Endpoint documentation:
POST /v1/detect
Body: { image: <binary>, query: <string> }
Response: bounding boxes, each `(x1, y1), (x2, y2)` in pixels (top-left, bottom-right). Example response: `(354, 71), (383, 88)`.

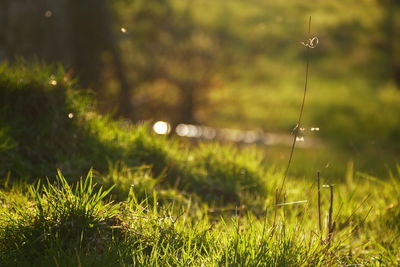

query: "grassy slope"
(0, 63), (399, 266)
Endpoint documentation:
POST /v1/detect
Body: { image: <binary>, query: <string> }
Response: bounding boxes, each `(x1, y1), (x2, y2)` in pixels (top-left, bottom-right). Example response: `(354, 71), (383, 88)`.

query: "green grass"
(1, 168), (399, 266)
(0, 62), (399, 266)
(0, 171), (121, 266)
(0, 62), (269, 205)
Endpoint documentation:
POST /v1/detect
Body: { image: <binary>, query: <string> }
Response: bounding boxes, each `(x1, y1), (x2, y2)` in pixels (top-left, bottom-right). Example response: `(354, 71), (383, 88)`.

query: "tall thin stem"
(278, 16), (313, 201)
(317, 171), (322, 239)
(328, 184), (335, 244)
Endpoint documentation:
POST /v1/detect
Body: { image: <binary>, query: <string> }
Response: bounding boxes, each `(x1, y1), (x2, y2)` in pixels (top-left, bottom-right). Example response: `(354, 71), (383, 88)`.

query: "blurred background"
(0, 0), (399, 178)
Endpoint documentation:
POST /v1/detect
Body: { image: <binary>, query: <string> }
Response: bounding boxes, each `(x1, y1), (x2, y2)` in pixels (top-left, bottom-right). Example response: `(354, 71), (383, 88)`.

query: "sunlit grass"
(1, 62), (399, 266)
(1, 167), (399, 266)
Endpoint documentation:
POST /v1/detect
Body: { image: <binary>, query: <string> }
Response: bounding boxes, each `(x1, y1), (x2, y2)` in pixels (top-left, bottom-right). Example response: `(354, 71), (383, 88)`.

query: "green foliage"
(97, 161), (189, 208)
(382, 165), (400, 232)
(2, 170), (399, 266)
(219, 221), (332, 266)
(0, 61), (117, 180)
(1, 61), (399, 266)
(192, 144), (267, 203)
(0, 138), (399, 266)
(2, 0), (399, 178)
(0, 170), (122, 266)
(313, 87), (400, 151)
(0, 62), (271, 204)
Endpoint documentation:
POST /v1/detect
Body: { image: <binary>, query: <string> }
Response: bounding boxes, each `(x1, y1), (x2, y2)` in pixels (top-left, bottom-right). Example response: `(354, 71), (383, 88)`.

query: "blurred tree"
(122, 0), (216, 125)
(0, 0), (132, 117)
(2, 0), (396, 126)
(378, 0), (400, 87)
(67, 0), (132, 117)
(386, 0), (400, 87)
(0, 0), (9, 60)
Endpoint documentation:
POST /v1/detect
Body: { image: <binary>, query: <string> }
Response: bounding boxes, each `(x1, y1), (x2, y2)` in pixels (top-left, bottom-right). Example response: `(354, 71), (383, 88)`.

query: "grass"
(0, 61), (269, 205)
(1, 168), (399, 266)
(0, 62), (399, 266)
(0, 171), (121, 266)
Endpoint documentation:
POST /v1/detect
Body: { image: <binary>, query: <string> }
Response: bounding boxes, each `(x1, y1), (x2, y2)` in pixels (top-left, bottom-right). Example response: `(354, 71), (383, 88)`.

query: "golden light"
(176, 124), (189, 136)
(49, 75), (57, 86)
(153, 121), (171, 135)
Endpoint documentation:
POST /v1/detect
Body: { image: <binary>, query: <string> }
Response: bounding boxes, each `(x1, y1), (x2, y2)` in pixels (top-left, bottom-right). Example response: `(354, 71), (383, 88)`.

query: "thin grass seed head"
(301, 37), (319, 48)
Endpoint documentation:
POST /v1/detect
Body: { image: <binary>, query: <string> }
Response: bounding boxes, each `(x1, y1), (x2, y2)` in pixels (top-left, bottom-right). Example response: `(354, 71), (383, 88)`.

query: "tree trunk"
(384, 0), (400, 88)
(112, 45), (133, 119)
(179, 82), (196, 124)
(392, 2), (400, 87)
(0, 0), (8, 60)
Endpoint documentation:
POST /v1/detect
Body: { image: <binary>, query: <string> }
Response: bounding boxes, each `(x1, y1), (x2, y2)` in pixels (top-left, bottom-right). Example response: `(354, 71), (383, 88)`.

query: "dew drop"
(49, 75), (57, 86)
(325, 162), (330, 168)
(68, 113), (74, 119)
(121, 27), (127, 33)
(45, 10), (52, 17)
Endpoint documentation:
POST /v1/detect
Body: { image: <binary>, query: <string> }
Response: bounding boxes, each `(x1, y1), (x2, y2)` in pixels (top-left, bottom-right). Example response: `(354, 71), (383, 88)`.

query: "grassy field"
(0, 62), (399, 266)
(109, 0), (400, 178)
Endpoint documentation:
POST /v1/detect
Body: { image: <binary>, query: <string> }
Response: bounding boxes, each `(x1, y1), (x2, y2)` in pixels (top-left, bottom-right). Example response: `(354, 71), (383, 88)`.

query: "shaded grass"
(0, 61), (122, 181)
(0, 61), (269, 205)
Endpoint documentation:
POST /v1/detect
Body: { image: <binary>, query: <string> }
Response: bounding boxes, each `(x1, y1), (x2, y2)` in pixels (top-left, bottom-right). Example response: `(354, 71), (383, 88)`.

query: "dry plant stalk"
(317, 171), (322, 240)
(278, 16), (318, 201)
(327, 184), (335, 245)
